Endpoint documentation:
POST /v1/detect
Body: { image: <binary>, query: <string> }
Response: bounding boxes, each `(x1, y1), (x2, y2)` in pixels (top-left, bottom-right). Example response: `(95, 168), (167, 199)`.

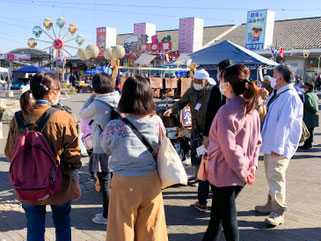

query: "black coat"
(204, 85), (226, 137)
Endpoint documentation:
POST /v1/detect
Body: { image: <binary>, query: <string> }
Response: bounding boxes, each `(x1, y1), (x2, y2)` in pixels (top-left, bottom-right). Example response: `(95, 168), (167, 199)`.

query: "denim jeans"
(97, 172), (111, 218)
(202, 185), (243, 241)
(22, 200), (71, 241)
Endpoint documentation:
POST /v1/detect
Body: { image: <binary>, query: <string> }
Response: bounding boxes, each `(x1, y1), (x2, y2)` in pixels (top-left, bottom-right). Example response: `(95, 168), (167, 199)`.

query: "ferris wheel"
(27, 17), (85, 58)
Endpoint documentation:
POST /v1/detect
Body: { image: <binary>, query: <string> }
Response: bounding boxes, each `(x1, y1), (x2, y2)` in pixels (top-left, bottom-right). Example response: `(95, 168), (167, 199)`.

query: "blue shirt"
(260, 84), (303, 159)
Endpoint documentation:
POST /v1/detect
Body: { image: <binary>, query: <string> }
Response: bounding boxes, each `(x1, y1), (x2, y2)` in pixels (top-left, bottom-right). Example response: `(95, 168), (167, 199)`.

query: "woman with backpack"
(5, 72), (82, 241)
(100, 76), (168, 241)
(79, 73), (120, 225)
(202, 65), (262, 241)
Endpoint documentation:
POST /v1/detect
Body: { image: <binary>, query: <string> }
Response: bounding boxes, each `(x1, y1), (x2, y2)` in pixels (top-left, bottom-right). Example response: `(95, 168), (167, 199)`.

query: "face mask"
(50, 92), (60, 105)
(219, 82), (227, 95)
(216, 72), (220, 82)
(270, 77), (277, 89)
(193, 83), (203, 91)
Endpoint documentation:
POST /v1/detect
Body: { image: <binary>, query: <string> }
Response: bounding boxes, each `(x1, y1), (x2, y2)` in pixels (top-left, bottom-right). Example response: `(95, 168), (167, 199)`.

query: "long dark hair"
(222, 64), (259, 114)
(20, 72), (60, 114)
(118, 76), (155, 115)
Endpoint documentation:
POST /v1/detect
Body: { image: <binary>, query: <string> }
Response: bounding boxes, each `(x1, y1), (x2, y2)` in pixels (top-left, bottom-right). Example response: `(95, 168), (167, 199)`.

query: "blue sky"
(0, 0), (320, 54)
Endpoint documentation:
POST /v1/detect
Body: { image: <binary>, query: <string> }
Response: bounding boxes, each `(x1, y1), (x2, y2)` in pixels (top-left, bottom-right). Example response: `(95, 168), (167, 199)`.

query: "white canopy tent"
(0, 67), (9, 75)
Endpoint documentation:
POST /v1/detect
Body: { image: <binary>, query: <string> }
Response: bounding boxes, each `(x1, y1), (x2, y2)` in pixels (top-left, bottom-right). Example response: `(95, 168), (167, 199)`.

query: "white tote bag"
(156, 117), (188, 189)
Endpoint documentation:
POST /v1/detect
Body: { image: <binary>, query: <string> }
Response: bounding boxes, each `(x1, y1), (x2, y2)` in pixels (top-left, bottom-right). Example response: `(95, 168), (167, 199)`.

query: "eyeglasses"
(51, 87), (62, 94)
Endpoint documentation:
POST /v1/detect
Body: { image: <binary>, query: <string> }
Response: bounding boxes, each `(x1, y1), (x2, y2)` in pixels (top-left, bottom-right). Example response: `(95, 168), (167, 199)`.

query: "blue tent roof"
(12, 65), (50, 73)
(188, 40), (278, 66)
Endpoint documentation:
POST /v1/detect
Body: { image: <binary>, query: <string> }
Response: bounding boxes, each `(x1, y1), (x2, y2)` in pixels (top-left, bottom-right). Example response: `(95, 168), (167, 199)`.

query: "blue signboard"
(245, 10), (267, 50)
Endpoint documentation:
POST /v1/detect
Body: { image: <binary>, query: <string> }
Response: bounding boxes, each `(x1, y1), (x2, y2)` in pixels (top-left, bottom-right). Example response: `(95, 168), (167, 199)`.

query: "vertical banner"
(245, 9), (275, 50)
(96, 27), (106, 57)
(245, 10), (267, 50)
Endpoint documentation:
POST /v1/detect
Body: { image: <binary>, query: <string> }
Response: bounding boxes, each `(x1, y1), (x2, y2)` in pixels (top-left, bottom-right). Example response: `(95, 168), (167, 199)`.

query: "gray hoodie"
(79, 91), (120, 153)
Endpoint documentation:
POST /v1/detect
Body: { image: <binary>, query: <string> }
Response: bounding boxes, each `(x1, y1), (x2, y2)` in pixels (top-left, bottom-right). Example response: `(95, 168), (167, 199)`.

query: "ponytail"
(19, 72), (59, 115)
(20, 90), (35, 115)
(223, 64), (259, 114)
(243, 81), (259, 114)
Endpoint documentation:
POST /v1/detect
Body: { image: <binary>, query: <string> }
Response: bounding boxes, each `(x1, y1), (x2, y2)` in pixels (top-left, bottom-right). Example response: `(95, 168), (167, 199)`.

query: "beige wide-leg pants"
(106, 171), (168, 241)
(264, 154), (290, 211)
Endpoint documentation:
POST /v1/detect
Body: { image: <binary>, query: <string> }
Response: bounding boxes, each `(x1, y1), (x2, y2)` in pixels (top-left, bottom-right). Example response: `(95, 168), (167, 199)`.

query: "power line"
(0, 0), (238, 22)
(0, 0), (321, 12)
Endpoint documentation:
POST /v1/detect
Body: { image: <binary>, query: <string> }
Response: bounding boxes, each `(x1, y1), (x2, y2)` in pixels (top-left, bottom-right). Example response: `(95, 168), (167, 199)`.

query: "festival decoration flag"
(279, 48), (285, 58)
(165, 54), (170, 62)
(270, 47), (274, 57)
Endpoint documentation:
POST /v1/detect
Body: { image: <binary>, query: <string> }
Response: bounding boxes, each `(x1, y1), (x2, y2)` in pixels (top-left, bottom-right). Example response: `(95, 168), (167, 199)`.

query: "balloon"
(56, 17), (66, 29)
(104, 48), (113, 60)
(33, 26), (42, 38)
(43, 18), (53, 30)
(76, 35), (85, 47)
(69, 24), (78, 35)
(77, 48), (88, 61)
(85, 44), (99, 59)
(112, 45), (126, 59)
(28, 38), (37, 48)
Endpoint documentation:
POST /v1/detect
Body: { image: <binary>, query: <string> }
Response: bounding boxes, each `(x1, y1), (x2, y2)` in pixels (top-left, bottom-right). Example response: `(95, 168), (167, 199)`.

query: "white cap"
(206, 77), (216, 86)
(194, 69), (209, 80)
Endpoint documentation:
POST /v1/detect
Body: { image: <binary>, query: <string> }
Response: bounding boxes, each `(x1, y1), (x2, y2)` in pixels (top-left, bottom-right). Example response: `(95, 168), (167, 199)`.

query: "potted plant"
(0, 107), (7, 121)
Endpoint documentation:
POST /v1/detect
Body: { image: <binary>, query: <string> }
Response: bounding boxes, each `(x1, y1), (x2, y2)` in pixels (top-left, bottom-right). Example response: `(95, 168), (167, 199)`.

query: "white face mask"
(50, 92), (60, 105)
(219, 82), (227, 95)
(216, 72), (221, 82)
(270, 77), (277, 89)
(193, 83), (203, 91)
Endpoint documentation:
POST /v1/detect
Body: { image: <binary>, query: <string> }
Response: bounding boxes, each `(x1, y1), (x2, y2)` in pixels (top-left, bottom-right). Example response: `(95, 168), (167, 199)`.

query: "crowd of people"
(4, 60), (319, 241)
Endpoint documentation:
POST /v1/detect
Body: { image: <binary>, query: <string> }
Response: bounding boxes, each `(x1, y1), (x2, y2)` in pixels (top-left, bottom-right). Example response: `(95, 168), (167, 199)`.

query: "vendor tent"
(84, 66), (112, 75)
(12, 65), (50, 73)
(0, 67), (8, 74)
(169, 40), (278, 66)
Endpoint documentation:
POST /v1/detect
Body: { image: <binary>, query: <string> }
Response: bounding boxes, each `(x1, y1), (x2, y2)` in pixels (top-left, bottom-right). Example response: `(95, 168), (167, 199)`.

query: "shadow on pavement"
(169, 227), (321, 241)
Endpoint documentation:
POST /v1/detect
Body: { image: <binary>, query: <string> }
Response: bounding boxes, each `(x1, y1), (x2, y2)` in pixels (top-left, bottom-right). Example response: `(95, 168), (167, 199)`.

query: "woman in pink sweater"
(203, 64), (262, 241)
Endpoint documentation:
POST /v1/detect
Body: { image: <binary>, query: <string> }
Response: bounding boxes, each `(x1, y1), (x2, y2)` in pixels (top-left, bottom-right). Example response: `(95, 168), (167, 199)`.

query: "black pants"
(97, 172), (111, 219)
(198, 180), (210, 205)
(304, 127), (314, 148)
(202, 185), (243, 241)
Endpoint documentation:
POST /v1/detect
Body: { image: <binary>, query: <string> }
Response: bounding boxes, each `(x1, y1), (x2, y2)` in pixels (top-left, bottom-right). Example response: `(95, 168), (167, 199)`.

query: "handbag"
(82, 134), (93, 150)
(197, 150), (218, 181)
(122, 117), (188, 189)
(300, 121), (310, 144)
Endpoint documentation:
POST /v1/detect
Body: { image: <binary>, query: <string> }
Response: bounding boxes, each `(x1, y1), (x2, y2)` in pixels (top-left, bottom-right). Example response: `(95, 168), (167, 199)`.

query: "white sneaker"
(92, 215), (107, 225)
(95, 213), (103, 218)
(265, 211), (285, 226)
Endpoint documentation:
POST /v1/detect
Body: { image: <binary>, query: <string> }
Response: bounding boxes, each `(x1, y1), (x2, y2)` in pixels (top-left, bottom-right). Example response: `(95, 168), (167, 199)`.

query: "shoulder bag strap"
(14, 111), (29, 133)
(35, 108), (59, 133)
(266, 88), (295, 112)
(121, 118), (157, 161)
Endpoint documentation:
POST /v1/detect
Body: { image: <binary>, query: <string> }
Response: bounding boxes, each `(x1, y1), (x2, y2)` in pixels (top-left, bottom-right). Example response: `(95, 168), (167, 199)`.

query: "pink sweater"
(207, 96), (262, 187)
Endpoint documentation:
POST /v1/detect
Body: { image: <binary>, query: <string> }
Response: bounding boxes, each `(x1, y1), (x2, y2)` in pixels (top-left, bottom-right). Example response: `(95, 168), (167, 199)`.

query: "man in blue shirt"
(255, 64), (303, 226)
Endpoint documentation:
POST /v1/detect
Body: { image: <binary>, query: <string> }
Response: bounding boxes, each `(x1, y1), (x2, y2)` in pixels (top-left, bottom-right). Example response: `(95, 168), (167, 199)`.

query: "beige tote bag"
(156, 117), (188, 189)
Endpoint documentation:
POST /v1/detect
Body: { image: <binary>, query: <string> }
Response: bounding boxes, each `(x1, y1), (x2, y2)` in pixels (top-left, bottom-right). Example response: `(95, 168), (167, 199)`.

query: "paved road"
(0, 93), (320, 241)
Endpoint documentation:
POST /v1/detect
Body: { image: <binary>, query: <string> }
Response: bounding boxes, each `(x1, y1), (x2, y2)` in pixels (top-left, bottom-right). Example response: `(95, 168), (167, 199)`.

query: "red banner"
(96, 27), (106, 57)
(161, 42), (172, 51)
(150, 43), (160, 52)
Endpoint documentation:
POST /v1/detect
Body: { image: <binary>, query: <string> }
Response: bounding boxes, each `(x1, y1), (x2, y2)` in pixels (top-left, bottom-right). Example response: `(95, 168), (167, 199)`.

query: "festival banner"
(245, 10), (267, 50)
